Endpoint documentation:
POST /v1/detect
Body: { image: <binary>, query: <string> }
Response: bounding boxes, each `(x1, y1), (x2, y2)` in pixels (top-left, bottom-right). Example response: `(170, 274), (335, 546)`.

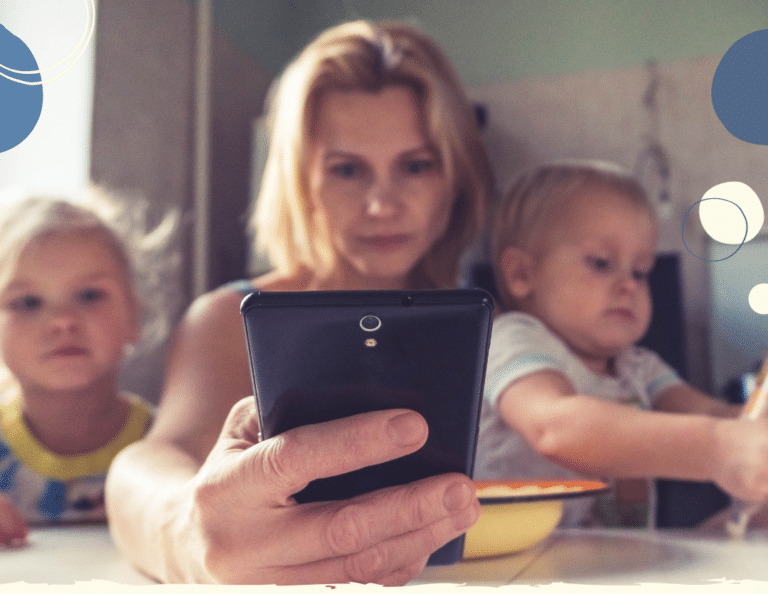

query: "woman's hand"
(171, 397), (480, 585)
(0, 494), (27, 547)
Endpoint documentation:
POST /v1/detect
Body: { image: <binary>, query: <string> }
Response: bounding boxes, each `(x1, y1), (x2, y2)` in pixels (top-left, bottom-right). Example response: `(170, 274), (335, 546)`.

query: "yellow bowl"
(463, 479), (609, 560)
(463, 497), (563, 559)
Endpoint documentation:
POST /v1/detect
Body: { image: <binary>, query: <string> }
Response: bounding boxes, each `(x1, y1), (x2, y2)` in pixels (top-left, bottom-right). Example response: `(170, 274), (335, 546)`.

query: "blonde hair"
(252, 19), (493, 289)
(0, 187), (180, 355)
(491, 159), (655, 310)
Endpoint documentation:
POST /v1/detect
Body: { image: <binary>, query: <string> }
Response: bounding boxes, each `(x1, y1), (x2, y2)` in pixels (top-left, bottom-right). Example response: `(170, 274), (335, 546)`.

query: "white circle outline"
(0, 0), (96, 85)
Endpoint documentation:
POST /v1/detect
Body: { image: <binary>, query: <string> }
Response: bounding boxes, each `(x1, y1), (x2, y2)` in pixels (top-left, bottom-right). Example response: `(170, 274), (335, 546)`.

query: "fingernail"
(452, 500), (481, 531)
(386, 412), (425, 446)
(443, 482), (473, 512)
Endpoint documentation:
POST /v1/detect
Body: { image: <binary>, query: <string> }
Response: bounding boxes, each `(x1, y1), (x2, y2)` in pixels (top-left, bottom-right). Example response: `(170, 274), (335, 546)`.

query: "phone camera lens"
(360, 314), (381, 332)
(401, 294), (414, 307)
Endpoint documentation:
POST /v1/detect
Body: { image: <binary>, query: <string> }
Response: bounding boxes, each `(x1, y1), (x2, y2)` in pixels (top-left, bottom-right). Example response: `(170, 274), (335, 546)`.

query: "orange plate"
(473, 479), (611, 504)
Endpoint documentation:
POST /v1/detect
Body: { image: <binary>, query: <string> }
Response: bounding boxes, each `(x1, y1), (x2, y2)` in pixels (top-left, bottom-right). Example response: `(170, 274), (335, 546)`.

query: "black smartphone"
(240, 289), (493, 565)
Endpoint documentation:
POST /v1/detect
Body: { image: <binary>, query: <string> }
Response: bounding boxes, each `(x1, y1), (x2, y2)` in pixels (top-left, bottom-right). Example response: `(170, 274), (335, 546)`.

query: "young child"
(0, 192), (176, 546)
(475, 160), (768, 529)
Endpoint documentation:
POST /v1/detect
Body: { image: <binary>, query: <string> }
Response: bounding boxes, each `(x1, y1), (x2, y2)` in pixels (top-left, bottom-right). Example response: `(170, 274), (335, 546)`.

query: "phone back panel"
(241, 289), (493, 565)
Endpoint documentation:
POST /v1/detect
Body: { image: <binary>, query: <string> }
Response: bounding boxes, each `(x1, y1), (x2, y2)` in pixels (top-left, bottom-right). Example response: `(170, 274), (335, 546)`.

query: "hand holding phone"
(241, 289), (493, 565)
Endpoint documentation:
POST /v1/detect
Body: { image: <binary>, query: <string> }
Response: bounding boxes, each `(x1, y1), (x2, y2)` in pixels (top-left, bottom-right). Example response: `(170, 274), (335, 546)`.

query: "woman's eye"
(8, 295), (42, 312)
(77, 288), (107, 304)
(329, 162), (361, 179)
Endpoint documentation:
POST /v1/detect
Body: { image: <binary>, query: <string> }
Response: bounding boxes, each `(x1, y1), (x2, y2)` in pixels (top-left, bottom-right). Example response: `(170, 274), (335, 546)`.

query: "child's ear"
(499, 246), (535, 301)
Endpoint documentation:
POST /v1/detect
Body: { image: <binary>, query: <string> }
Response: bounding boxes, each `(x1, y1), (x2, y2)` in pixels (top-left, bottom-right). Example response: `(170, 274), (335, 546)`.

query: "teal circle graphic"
(711, 29), (768, 145)
(682, 197), (748, 262)
(0, 25), (43, 153)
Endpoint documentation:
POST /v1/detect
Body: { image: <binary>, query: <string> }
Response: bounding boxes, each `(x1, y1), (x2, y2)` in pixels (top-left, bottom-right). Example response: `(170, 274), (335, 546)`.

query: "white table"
(3, 524), (768, 587)
(1, 525), (154, 585)
(519, 527), (768, 585)
(415, 527), (768, 586)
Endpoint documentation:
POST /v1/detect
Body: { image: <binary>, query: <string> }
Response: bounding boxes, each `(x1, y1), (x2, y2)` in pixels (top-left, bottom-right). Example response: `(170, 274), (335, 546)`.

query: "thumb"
(217, 396), (262, 448)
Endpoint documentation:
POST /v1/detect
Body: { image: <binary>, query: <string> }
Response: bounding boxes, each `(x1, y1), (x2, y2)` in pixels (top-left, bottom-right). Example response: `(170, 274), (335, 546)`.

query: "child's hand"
(697, 496), (768, 534)
(713, 418), (768, 503)
(0, 495), (28, 547)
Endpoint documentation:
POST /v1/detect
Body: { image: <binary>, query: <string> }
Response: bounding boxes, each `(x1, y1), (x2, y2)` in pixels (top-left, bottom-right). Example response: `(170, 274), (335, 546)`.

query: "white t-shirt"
(475, 312), (683, 527)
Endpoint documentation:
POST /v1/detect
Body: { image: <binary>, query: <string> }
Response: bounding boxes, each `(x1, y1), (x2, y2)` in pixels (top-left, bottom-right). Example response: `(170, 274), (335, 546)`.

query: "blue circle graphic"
(681, 197), (748, 262)
(711, 29), (768, 145)
(0, 25), (43, 153)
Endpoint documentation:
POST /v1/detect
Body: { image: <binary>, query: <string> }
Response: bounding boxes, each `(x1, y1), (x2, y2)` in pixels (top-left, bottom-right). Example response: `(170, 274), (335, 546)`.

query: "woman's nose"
(365, 179), (402, 218)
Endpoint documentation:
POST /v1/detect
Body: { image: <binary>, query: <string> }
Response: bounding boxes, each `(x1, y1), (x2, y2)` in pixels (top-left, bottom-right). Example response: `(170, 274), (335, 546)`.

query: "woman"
(105, 20), (493, 585)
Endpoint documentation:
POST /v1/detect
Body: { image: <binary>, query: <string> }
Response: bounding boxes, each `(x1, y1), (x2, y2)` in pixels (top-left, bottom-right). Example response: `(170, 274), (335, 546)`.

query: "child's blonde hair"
(0, 187), (180, 357)
(252, 19), (493, 289)
(491, 160), (655, 311)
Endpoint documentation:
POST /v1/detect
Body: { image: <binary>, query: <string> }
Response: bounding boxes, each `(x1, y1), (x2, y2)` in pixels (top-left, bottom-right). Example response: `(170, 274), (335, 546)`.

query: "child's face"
(0, 230), (138, 396)
(511, 187), (657, 371)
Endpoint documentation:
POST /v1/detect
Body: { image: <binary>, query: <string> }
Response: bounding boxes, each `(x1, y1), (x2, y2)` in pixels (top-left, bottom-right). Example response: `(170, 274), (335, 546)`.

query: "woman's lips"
(47, 345), (88, 358)
(358, 234), (411, 250)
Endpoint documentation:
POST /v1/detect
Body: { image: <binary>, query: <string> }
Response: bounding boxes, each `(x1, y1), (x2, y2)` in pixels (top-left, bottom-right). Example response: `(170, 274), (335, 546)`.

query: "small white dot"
(749, 284), (768, 314)
(699, 182), (763, 244)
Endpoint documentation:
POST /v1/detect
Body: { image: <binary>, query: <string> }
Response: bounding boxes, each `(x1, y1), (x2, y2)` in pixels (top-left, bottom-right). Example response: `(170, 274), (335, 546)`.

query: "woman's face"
(306, 85), (453, 289)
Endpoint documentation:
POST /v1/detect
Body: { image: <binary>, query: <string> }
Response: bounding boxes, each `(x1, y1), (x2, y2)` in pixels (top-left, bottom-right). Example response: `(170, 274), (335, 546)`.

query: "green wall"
(211, 0), (768, 85)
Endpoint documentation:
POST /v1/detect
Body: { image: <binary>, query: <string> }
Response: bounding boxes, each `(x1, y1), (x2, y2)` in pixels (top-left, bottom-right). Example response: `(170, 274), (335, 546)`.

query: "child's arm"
(653, 383), (741, 418)
(0, 494), (27, 547)
(496, 370), (768, 503)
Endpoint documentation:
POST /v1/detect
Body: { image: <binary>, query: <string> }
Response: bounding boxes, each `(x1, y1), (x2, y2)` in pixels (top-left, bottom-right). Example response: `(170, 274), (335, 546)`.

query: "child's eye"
(8, 295), (42, 313)
(632, 269), (650, 282)
(402, 158), (438, 175)
(585, 256), (612, 273)
(77, 288), (107, 304)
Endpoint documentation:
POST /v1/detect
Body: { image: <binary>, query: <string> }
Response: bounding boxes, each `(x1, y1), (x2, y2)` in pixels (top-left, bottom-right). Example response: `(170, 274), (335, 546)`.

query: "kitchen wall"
(88, 0), (197, 401)
(211, 0), (766, 84)
(89, 0), (272, 401)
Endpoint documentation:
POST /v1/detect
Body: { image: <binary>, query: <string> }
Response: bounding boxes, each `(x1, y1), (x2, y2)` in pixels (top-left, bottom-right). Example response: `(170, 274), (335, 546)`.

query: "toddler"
(475, 160), (768, 528)
(0, 191), (176, 546)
